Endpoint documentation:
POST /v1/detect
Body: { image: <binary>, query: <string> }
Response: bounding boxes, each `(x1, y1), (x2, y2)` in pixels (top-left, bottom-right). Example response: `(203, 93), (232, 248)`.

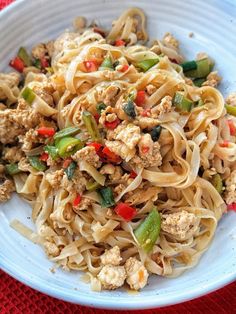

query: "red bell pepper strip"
(141, 146), (150, 154)
(114, 203), (137, 221)
(39, 152), (49, 162)
(135, 90), (146, 107)
(129, 170), (137, 178)
(73, 194), (81, 207)
(219, 140), (229, 148)
(228, 120), (236, 136)
(227, 203), (236, 211)
(84, 60), (98, 72)
(62, 158), (72, 169)
(94, 113), (100, 124)
(40, 57), (49, 68)
(87, 142), (103, 153)
(9, 57), (24, 72)
(102, 146), (121, 163)
(115, 39), (126, 47)
(119, 64), (129, 72)
(37, 127), (55, 137)
(104, 118), (120, 130)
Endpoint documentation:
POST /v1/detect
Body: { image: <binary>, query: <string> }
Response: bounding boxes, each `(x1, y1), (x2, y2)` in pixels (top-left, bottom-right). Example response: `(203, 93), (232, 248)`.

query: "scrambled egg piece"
(125, 257), (149, 290)
(0, 72), (20, 100)
(114, 122), (141, 150)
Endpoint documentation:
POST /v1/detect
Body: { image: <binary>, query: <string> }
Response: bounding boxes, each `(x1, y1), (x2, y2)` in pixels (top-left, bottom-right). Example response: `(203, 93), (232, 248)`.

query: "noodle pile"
(1, 8), (236, 291)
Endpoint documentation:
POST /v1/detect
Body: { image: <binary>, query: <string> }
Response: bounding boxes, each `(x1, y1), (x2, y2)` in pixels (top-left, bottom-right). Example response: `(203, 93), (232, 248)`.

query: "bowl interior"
(0, 0), (236, 309)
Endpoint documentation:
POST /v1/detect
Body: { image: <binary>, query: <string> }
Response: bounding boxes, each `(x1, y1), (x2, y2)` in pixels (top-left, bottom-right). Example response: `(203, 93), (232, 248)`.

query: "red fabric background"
(0, 1), (235, 313)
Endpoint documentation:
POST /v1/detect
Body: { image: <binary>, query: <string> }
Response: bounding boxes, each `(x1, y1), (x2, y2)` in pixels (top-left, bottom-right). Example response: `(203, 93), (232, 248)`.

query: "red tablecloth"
(0, 1), (235, 313)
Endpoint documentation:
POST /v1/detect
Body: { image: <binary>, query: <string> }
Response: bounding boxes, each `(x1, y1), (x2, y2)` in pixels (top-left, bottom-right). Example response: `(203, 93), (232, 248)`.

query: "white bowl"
(0, 0), (236, 310)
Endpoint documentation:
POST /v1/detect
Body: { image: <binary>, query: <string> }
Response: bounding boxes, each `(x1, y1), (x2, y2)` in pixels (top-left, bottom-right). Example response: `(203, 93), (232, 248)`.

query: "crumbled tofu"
(224, 170), (236, 205)
(226, 93), (236, 107)
(146, 84), (157, 96)
(202, 71), (221, 87)
(32, 43), (47, 59)
(100, 246), (122, 266)
(161, 210), (198, 240)
(151, 96), (172, 117)
(0, 72), (20, 100)
(125, 257), (149, 291)
(114, 183), (126, 196)
(162, 32), (179, 49)
(105, 140), (136, 162)
(113, 122), (141, 150)
(0, 110), (24, 144)
(99, 106), (118, 125)
(110, 166), (123, 182)
(0, 179), (15, 203)
(136, 134), (162, 168)
(2, 146), (24, 163)
(98, 265), (126, 290)
(184, 77), (194, 86)
(61, 169), (87, 194)
(44, 241), (60, 257)
(45, 169), (64, 189)
(19, 129), (42, 152)
(135, 117), (160, 129)
(72, 146), (101, 168)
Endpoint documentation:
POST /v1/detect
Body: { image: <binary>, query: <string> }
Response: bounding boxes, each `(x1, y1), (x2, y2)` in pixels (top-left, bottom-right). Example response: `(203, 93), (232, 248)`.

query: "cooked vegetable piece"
(17, 47), (32, 66)
(82, 111), (101, 142)
(33, 58), (41, 69)
(173, 92), (193, 112)
(5, 163), (21, 175)
(123, 100), (136, 118)
(56, 137), (84, 157)
(150, 125), (162, 141)
(137, 58), (159, 72)
(99, 57), (114, 70)
(225, 105), (236, 117)
(37, 127), (55, 137)
(28, 156), (47, 171)
(104, 118), (120, 130)
(114, 203), (137, 221)
(9, 56), (24, 72)
(87, 142), (103, 153)
(134, 207), (161, 253)
(98, 187), (115, 208)
(79, 160), (105, 186)
(73, 194), (81, 206)
(180, 60), (197, 72)
(54, 126), (80, 140)
(44, 145), (58, 160)
(228, 120), (236, 136)
(21, 86), (36, 104)
(65, 161), (77, 180)
(101, 146), (121, 163)
(185, 58), (211, 78)
(135, 90), (146, 106)
(86, 180), (101, 191)
(193, 78), (205, 87)
(227, 203), (236, 211)
(39, 152), (49, 161)
(96, 103), (106, 114)
(115, 39), (126, 46)
(211, 174), (223, 194)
